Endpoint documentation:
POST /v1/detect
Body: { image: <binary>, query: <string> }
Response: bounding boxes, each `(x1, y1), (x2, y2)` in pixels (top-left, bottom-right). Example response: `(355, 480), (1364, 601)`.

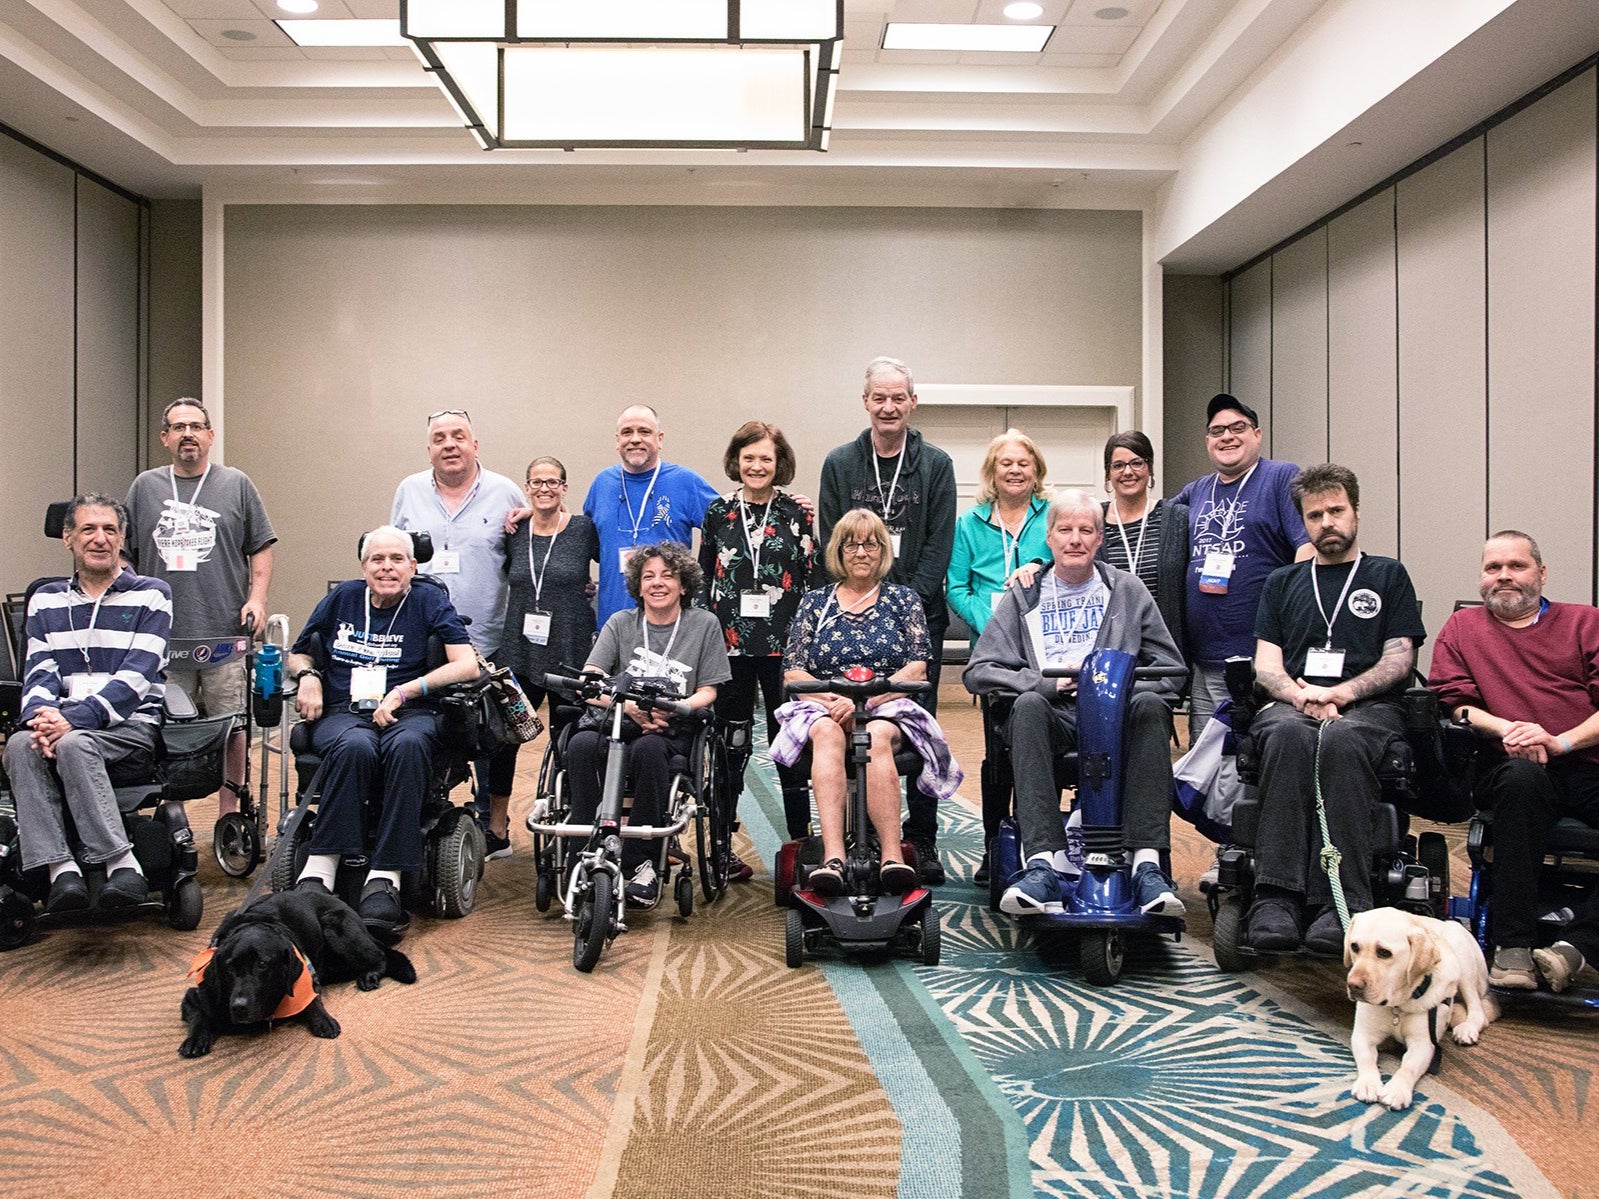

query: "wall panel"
(1327, 190), (1399, 557)
(1269, 228), (1329, 470)
(1396, 144), (1487, 649)
(75, 177), (142, 498)
(1486, 68), (1597, 602)
(0, 137), (76, 591)
(1227, 258), (1272, 438)
(1161, 274), (1226, 493)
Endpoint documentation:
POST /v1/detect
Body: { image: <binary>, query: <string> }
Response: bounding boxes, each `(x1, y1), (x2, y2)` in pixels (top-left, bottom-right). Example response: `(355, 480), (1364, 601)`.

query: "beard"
(1315, 532), (1350, 556)
(1483, 581), (1539, 621)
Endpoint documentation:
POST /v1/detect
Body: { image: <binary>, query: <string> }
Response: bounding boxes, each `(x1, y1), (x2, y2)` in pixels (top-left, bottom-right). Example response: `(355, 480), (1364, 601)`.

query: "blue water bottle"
(253, 643), (284, 727)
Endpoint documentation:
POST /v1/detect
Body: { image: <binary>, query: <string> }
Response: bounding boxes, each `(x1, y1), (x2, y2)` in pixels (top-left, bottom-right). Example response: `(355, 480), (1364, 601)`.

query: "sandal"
(880, 860), (918, 895)
(808, 858), (845, 897)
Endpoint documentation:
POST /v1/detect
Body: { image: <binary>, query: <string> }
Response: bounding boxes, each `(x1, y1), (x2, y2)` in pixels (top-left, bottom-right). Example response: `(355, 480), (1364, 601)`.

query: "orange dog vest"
(187, 943), (318, 1020)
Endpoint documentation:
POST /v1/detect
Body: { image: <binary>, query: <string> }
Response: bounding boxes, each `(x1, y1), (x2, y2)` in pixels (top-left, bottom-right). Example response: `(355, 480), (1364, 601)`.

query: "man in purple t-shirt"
(1429, 531), (1599, 992)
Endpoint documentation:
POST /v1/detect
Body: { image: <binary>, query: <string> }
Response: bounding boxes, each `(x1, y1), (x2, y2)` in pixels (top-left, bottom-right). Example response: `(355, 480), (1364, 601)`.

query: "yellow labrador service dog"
(1344, 907), (1497, 1111)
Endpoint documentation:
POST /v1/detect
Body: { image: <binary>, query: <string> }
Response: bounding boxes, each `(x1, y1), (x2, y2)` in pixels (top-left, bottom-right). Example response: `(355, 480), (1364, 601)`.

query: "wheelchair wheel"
(1212, 895), (1248, 973)
(784, 907), (805, 968)
(0, 889), (35, 951)
(697, 735), (731, 904)
(1417, 831), (1451, 918)
(535, 868), (555, 913)
(675, 870), (694, 919)
(266, 806), (314, 894)
(167, 877), (204, 931)
(1081, 929), (1125, 986)
(574, 870), (613, 973)
(213, 811), (261, 878)
(433, 812), (485, 920)
(919, 906), (942, 966)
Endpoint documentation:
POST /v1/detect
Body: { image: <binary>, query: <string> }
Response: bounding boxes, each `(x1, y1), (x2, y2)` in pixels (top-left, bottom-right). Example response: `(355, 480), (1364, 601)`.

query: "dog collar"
(1410, 973), (1433, 1001)
(186, 945), (319, 1021)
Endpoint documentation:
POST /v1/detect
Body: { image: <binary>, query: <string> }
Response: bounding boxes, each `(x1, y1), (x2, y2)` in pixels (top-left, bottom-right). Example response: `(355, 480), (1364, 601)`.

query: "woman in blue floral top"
(699, 421), (824, 864)
(781, 509), (937, 895)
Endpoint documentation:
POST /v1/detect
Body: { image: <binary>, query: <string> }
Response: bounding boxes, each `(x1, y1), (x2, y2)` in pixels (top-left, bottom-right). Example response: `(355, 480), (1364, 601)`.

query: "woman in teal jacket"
(947, 428), (1052, 644)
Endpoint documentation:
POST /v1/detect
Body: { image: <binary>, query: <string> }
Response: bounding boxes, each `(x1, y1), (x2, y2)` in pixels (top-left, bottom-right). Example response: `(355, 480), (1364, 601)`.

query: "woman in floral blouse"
(699, 421), (824, 869)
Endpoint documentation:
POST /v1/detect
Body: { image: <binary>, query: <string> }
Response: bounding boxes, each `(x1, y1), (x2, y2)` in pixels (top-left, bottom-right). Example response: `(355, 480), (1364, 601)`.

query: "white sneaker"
(625, 861), (659, 907)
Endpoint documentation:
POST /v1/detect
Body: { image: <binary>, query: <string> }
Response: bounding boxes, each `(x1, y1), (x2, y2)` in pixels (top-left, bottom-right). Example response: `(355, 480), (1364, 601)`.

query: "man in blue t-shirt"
(285, 526), (478, 937)
(584, 405), (719, 627)
(1174, 394), (1312, 837)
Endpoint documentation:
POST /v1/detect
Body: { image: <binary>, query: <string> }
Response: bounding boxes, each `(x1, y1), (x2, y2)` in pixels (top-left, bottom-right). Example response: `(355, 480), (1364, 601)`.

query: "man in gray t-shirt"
(125, 397), (277, 815)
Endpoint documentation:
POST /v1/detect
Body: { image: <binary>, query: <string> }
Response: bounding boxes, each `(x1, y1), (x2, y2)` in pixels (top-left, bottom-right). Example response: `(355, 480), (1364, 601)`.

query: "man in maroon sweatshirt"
(1429, 530), (1599, 992)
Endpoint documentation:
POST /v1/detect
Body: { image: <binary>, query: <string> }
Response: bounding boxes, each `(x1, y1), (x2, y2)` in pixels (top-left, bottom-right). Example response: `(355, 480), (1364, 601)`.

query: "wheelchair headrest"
(44, 501), (71, 540)
(356, 529), (434, 565)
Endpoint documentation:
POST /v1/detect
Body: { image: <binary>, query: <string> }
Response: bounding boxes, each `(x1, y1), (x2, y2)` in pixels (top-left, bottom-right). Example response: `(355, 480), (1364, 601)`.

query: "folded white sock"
(365, 868), (401, 888)
(106, 848), (143, 877)
(297, 854), (338, 889)
(1131, 848), (1160, 870)
(1027, 850), (1073, 874)
(48, 861), (83, 883)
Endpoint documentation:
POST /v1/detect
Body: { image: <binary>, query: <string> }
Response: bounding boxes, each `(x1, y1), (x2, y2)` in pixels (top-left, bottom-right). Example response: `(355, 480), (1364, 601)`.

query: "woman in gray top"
(489, 456), (600, 858)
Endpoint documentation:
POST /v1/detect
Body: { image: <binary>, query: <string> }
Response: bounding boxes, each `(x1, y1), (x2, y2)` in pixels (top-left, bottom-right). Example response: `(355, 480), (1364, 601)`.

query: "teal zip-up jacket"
(946, 494), (1051, 640)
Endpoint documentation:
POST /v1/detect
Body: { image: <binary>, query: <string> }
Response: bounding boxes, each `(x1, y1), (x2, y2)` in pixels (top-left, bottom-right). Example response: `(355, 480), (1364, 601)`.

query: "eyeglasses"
(1109, 457), (1149, 474)
(842, 541), (882, 555)
(427, 408), (471, 422)
(164, 421), (209, 434)
(1206, 420), (1254, 439)
(526, 479), (565, 491)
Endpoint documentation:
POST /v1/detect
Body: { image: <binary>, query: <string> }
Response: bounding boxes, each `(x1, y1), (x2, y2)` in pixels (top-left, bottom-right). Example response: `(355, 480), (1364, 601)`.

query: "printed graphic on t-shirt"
(331, 621), (405, 664)
(1349, 589), (1382, 619)
(1191, 495), (1249, 563)
(625, 647), (689, 695)
(154, 499), (220, 567)
(1026, 579), (1108, 670)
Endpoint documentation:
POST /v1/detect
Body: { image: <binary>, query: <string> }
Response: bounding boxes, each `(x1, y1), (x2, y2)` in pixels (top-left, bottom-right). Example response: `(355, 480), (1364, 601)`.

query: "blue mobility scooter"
(774, 669), (939, 968)
(988, 648), (1188, 986)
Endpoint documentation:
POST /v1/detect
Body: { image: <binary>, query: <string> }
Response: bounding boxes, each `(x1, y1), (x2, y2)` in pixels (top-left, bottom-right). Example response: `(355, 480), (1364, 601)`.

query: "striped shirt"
(21, 567), (171, 729)
(1099, 502), (1165, 601)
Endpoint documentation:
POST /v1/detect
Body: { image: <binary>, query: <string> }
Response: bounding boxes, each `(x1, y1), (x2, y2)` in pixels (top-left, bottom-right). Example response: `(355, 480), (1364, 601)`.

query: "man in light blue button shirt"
(391, 408), (525, 846)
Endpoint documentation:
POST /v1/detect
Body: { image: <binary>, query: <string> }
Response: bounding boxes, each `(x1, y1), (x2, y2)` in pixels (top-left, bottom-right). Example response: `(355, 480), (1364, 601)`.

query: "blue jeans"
(5, 723), (159, 871)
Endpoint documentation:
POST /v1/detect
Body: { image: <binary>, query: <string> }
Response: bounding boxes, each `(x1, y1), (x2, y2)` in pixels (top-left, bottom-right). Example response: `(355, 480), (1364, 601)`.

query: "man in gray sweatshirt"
(965, 489), (1187, 917)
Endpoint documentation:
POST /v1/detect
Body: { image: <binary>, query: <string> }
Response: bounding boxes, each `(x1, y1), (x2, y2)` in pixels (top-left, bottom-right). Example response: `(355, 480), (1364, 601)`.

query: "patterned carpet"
(0, 693), (1591, 1198)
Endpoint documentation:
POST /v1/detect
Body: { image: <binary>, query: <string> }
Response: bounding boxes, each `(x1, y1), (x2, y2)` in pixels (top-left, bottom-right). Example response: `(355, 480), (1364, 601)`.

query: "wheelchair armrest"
(163, 685), (199, 721)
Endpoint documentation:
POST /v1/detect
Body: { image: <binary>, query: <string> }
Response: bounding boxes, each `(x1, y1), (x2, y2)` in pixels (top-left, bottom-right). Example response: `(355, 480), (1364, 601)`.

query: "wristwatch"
(292, 668), (324, 684)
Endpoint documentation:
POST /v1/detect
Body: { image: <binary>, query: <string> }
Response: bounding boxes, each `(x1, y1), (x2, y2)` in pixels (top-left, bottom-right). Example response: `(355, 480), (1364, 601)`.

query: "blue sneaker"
(1000, 863), (1064, 915)
(1132, 862), (1185, 917)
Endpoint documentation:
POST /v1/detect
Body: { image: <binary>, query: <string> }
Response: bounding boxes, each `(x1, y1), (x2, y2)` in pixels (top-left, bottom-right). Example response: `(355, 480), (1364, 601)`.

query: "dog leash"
(1313, 719), (1352, 931)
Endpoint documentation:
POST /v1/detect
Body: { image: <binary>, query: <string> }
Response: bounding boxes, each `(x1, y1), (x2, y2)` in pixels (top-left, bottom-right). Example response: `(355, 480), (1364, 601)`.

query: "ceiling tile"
(958, 50), (1045, 65)
(1060, 0), (1159, 27)
(891, 0), (984, 22)
(343, 0), (400, 15)
(162, 0), (260, 16)
(299, 45), (391, 59)
(188, 18), (295, 46)
(1046, 23), (1140, 52)
(213, 45), (309, 59)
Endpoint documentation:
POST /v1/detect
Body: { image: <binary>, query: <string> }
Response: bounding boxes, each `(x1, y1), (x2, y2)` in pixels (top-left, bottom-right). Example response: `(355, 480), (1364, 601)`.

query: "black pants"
(482, 674), (583, 799)
(714, 656), (810, 840)
(308, 708), (437, 872)
(902, 607), (948, 846)
(566, 723), (693, 871)
(1476, 755), (1599, 960)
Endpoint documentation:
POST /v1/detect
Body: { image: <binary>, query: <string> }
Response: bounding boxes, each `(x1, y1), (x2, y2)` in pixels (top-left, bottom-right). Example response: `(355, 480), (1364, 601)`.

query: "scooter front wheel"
(1080, 929), (1125, 986)
(574, 870), (614, 974)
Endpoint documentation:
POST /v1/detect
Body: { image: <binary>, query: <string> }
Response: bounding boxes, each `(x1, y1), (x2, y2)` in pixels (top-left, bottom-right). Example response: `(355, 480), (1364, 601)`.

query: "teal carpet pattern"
(740, 732), (1537, 1199)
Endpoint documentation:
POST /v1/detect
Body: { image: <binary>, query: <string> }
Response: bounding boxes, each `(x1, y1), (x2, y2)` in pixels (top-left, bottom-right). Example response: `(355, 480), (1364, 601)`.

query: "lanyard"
(996, 501), (1036, 579)
(639, 611), (681, 667)
(526, 511), (567, 610)
(738, 490), (774, 582)
(361, 587), (411, 662)
(872, 450), (905, 522)
(1110, 499), (1152, 576)
(620, 463), (663, 544)
(1310, 552), (1362, 647)
(816, 583), (880, 639)
(1206, 462), (1259, 529)
(66, 578), (109, 669)
(170, 463), (212, 511)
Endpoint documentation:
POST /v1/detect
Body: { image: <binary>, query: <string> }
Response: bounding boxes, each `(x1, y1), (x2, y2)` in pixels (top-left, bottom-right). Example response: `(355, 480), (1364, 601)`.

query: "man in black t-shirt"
(1244, 464), (1427, 956)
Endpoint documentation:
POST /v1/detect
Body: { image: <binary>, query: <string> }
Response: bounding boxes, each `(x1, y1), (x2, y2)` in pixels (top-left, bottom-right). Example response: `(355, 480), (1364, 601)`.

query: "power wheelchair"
(264, 532), (496, 934)
(528, 669), (730, 973)
(0, 502), (216, 948)
(1207, 657), (1476, 972)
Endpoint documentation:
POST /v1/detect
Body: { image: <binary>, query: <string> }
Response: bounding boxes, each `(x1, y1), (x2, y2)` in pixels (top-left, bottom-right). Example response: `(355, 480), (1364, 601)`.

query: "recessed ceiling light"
(1003, 2), (1045, 18)
(219, 28), (257, 41)
(1094, 6), (1130, 19)
(882, 23), (1052, 52)
(278, 0), (319, 13)
(276, 19), (408, 47)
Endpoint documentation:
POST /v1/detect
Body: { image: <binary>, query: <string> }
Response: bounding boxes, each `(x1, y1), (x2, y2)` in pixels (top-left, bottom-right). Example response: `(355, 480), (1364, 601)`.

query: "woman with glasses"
(777, 509), (959, 896)
(699, 422), (824, 870)
(1097, 431), (1188, 662)
(491, 457), (601, 856)
(947, 428), (1052, 644)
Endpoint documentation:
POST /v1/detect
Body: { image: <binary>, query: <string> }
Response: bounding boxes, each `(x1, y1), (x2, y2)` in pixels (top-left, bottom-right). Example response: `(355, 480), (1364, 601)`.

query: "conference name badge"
(1304, 647), (1345, 678)
(67, 672), (112, 701)
(740, 592), (770, 619)
(1198, 549), (1235, 595)
(350, 665), (388, 704)
(433, 550), (461, 574)
(523, 612), (551, 646)
(167, 550), (197, 572)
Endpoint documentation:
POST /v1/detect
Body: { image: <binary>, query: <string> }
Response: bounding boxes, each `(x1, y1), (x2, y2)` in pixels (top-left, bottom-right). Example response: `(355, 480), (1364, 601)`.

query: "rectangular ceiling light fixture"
(277, 19), (409, 47)
(400, 0), (844, 151)
(881, 23), (1053, 52)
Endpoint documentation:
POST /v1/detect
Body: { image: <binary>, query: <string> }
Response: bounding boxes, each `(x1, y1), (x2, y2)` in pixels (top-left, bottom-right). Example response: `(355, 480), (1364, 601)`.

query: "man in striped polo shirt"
(3, 495), (172, 914)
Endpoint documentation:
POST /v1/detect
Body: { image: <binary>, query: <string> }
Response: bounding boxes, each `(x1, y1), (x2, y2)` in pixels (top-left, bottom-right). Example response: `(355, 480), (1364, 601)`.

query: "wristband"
(1558, 735), (1574, 755)
(420, 679), (430, 697)
(389, 689), (406, 708)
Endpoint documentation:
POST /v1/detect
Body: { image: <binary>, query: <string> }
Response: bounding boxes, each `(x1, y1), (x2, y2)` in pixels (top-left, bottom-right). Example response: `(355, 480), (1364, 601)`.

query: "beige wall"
(221, 204), (1144, 626)
(148, 198), (203, 464)
(0, 132), (145, 634)
(1222, 64), (1597, 657)
(1160, 273), (1226, 493)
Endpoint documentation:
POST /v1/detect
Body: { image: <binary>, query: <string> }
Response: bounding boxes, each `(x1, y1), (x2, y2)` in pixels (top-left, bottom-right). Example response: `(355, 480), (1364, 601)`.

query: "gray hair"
(1487, 529), (1543, 567)
(359, 525), (415, 562)
(64, 494), (128, 533)
(1046, 489), (1103, 533)
(863, 356), (915, 396)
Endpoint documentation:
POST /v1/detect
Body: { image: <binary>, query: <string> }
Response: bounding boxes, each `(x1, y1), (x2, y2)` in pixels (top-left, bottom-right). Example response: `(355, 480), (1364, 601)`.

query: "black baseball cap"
(1206, 393), (1259, 426)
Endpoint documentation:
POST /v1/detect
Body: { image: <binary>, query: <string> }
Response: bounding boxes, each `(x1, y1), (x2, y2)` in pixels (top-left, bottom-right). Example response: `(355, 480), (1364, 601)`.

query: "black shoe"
(98, 867), (149, 910)
(45, 872), (90, 915)
(293, 877), (332, 895)
(484, 830), (512, 862)
(1304, 907), (1345, 956)
(910, 838), (946, 886)
(358, 878), (406, 931)
(1244, 896), (1303, 952)
(973, 852), (990, 887)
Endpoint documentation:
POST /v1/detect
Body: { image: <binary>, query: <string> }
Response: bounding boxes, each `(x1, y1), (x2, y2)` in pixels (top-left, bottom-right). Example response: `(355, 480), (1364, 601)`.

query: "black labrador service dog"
(179, 888), (416, 1058)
